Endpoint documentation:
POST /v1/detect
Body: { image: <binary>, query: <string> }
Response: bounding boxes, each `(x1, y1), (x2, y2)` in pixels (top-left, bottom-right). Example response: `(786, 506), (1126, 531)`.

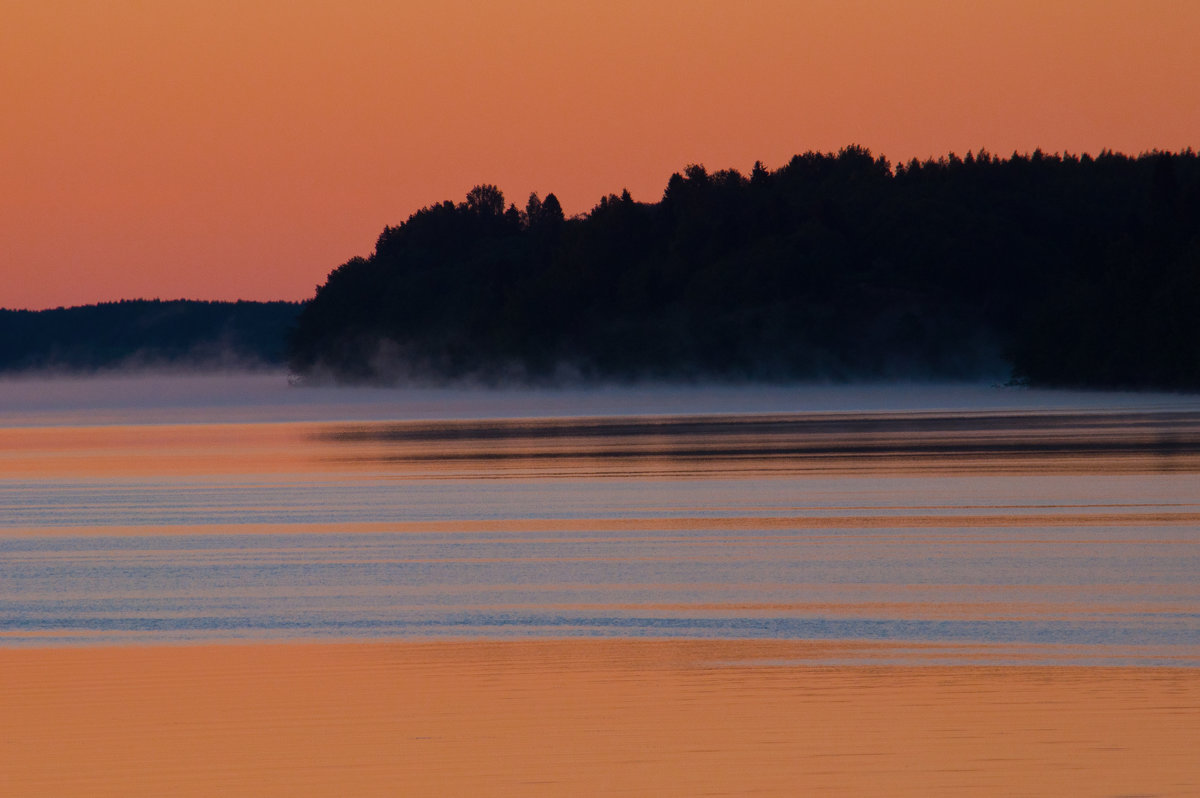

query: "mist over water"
(2, 372), (1199, 664)
(1, 371), (1197, 425)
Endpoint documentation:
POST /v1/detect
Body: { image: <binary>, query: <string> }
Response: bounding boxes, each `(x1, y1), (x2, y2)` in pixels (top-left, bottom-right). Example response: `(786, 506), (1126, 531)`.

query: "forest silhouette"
(0, 300), (300, 372)
(288, 147), (1200, 389)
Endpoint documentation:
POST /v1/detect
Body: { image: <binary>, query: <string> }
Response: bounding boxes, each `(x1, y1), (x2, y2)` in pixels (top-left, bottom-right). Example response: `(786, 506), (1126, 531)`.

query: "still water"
(2, 374), (1199, 664)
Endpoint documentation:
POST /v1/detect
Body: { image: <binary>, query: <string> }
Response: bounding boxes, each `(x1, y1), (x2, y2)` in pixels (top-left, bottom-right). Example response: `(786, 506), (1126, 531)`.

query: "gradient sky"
(3, 0), (1198, 309)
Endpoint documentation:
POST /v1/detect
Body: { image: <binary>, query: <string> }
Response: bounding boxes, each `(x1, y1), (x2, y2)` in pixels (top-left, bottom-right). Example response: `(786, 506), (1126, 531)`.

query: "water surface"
(2, 375), (1199, 664)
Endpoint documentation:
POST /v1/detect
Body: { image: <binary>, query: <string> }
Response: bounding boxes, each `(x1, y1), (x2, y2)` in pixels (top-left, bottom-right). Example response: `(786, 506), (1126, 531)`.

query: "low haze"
(3, 372), (1199, 427)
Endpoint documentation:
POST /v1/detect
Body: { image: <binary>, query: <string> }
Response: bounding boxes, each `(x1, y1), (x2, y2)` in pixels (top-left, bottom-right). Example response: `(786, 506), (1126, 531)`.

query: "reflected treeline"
(288, 147), (1200, 388)
(0, 299), (302, 372)
(317, 410), (1200, 471)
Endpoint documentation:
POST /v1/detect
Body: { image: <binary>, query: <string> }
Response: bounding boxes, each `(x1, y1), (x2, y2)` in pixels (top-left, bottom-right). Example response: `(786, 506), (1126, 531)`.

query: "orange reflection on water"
(5, 409), (1200, 481)
(0, 422), (323, 479)
(1, 640), (1198, 797)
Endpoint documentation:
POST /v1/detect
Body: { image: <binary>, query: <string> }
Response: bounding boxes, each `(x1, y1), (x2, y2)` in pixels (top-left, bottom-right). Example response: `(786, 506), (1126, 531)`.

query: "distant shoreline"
(0, 299), (301, 375)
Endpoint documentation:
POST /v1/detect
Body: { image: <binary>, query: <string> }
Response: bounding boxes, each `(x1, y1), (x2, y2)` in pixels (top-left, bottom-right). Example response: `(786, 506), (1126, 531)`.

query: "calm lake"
(3, 374), (1198, 664)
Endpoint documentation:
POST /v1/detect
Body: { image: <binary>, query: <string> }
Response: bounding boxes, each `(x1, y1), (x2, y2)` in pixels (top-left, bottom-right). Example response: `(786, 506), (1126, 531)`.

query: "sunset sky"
(3, 0), (1198, 310)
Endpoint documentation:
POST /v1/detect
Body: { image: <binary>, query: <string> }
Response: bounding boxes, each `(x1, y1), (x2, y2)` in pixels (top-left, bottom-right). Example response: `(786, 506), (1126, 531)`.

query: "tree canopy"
(289, 147), (1200, 389)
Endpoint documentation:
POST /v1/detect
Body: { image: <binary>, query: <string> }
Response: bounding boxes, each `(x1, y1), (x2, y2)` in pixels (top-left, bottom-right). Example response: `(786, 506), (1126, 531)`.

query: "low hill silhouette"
(0, 300), (301, 373)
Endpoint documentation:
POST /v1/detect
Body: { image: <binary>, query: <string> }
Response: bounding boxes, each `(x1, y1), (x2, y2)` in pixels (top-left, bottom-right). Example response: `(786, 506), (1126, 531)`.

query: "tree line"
(0, 299), (302, 372)
(288, 147), (1200, 388)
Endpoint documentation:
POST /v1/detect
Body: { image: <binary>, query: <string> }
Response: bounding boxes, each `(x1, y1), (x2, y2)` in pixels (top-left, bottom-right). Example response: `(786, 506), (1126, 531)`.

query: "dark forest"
(288, 147), (1200, 389)
(0, 300), (301, 372)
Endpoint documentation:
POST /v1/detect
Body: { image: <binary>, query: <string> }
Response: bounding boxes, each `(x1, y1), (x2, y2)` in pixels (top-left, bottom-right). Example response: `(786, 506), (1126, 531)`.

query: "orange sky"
(3, 0), (1198, 310)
